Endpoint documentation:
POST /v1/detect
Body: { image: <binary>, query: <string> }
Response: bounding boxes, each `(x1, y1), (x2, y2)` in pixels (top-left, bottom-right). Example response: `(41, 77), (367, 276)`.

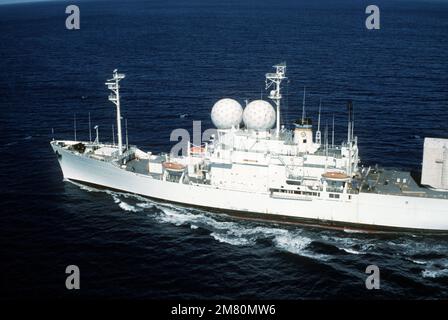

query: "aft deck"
(361, 168), (448, 199)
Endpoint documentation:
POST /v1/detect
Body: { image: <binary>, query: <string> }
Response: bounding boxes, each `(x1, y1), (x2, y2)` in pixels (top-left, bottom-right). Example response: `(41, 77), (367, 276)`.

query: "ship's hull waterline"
(52, 143), (448, 233)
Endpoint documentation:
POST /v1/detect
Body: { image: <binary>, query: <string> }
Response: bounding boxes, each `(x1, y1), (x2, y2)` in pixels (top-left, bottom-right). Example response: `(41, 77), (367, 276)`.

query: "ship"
(50, 64), (448, 233)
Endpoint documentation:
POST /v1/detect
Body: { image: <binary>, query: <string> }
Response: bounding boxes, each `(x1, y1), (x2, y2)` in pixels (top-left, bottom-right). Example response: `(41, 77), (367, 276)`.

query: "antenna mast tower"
(106, 69), (126, 155)
(266, 63), (287, 137)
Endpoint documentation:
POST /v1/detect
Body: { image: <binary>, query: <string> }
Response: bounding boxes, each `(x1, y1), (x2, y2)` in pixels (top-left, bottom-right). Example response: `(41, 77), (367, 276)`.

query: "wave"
(136, 202), (154, 209)
(111, 194), (142, 212)
(421, 258), (448, 279)
(150, 201), (330, 260)
(210, 232), (253, 246)
(320, 234), (375, 256)
(70, 183), (448, 273)
(340, 248), (365, 255)
(3, 141), (18, 147)
(422, 269), (448, 279)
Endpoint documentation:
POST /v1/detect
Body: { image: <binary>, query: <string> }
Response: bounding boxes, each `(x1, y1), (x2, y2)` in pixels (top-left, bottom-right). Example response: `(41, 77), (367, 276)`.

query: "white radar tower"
(266, 62), (287, 137)
(106, 69), (126, 155)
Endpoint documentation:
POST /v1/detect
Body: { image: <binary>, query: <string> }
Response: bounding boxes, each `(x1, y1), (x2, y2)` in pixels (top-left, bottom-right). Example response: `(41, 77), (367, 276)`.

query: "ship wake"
(69, 183), (448, 279)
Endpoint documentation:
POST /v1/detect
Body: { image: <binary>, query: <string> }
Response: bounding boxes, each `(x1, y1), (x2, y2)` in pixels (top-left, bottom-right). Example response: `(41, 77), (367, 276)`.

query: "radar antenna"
(105, 69), (126, 155)
(315, 99), (322, 145)
(266, 62), (287, 137)
(301, 86), (306, 122)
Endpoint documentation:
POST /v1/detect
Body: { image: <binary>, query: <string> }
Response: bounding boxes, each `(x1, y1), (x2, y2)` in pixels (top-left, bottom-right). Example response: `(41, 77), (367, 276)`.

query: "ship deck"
(118, 148), (448, 199)
(125, 158), (162, 178)
(361, 169), (448, 199)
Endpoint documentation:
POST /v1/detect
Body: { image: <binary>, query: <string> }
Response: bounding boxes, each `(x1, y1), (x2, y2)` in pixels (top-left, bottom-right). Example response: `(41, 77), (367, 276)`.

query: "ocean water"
(1, 0), (448, 299)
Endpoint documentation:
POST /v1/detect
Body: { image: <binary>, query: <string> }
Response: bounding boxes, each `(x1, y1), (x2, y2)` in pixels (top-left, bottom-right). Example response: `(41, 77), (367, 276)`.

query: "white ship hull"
(52, 143), (448, 232)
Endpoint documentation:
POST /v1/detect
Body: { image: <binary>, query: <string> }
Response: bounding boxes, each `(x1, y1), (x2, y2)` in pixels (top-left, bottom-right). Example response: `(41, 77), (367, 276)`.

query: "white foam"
(136, 202), (154, 209)
(320, 234), (374, 255)
(387, 239), (448, 257)
(118, 201), (142, 212)
(343, 228), (370, 234)
(156, 206), (197, 226)
(422, 269), (448, 279)
(110, 193), (142, 212)
(273, 233), (312, 254)
(112, 195), (121, 204)
(79, 184), (100, 193)
(411, 259), (427, 265)
(95, 189), (448, 267)
(210, 232), (252, 246)
(341, 248), (365, 255)
(154, 204), (327, 257)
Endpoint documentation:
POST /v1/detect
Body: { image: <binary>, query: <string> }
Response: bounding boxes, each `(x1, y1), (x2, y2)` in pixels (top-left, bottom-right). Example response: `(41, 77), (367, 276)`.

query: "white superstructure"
(51, 65), (448, 232)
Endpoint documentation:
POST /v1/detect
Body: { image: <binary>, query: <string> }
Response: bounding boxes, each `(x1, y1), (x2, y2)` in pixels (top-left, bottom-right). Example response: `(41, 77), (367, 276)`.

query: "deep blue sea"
(1, 0), (448, 299)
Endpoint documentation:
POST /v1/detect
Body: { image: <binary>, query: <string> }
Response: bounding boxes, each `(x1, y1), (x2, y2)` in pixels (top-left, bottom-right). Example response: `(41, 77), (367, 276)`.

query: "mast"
(331, 113), (335, 148)
(266, 63), (287, 137)
(74, 113), (77, 141)
(125, 118), (129, 150)
(347, 100), (354, 177)
(351, 106), (355, 142)
(105, 69), (126, 155)
(324, 121), (328, 171)
(88, 112), (92, 143)
(315, 98), (322, 144)
(347, 100), (354, 144)
(112, 124), (115, 146)
(301, 87), (306, 122)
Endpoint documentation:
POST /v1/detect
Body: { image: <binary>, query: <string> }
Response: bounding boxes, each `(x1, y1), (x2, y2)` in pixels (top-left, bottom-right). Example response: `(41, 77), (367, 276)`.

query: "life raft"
(163, 162), (186, 173)
(322, 171), (350, 181)
(190, 146), (205, 154)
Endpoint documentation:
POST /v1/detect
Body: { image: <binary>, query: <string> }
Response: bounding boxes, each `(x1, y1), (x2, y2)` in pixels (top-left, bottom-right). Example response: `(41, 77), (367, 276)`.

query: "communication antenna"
(301, 86), (306, 122)
(347, 100), (353, 144)
(324, 120), (329, 171)
(351, 106), (355, 141)
(315, 98), (322, 144)
(112, 124), (115, 146)
(346, 100), (353, 177)
(105, 69), (126, 155)
(88, 112), (92, 143)
(266, 62), (287, 137)
(125, 118), (129, 150)
(74, 113), (77, 141)
(332, 114), (335, 148)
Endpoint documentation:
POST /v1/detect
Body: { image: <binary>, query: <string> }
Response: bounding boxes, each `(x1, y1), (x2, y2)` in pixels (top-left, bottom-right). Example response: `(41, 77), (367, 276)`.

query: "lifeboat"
(190, 146), (205, 154)
(163, 162), (186, 173)
(322, 171), (350, 181)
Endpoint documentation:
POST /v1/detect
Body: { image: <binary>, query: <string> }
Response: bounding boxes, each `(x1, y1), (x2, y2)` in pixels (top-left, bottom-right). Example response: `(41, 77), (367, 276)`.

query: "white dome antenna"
(265, 63), (287, 137)
(211, 98), (243, 129)
(243, 100), (276, 131)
